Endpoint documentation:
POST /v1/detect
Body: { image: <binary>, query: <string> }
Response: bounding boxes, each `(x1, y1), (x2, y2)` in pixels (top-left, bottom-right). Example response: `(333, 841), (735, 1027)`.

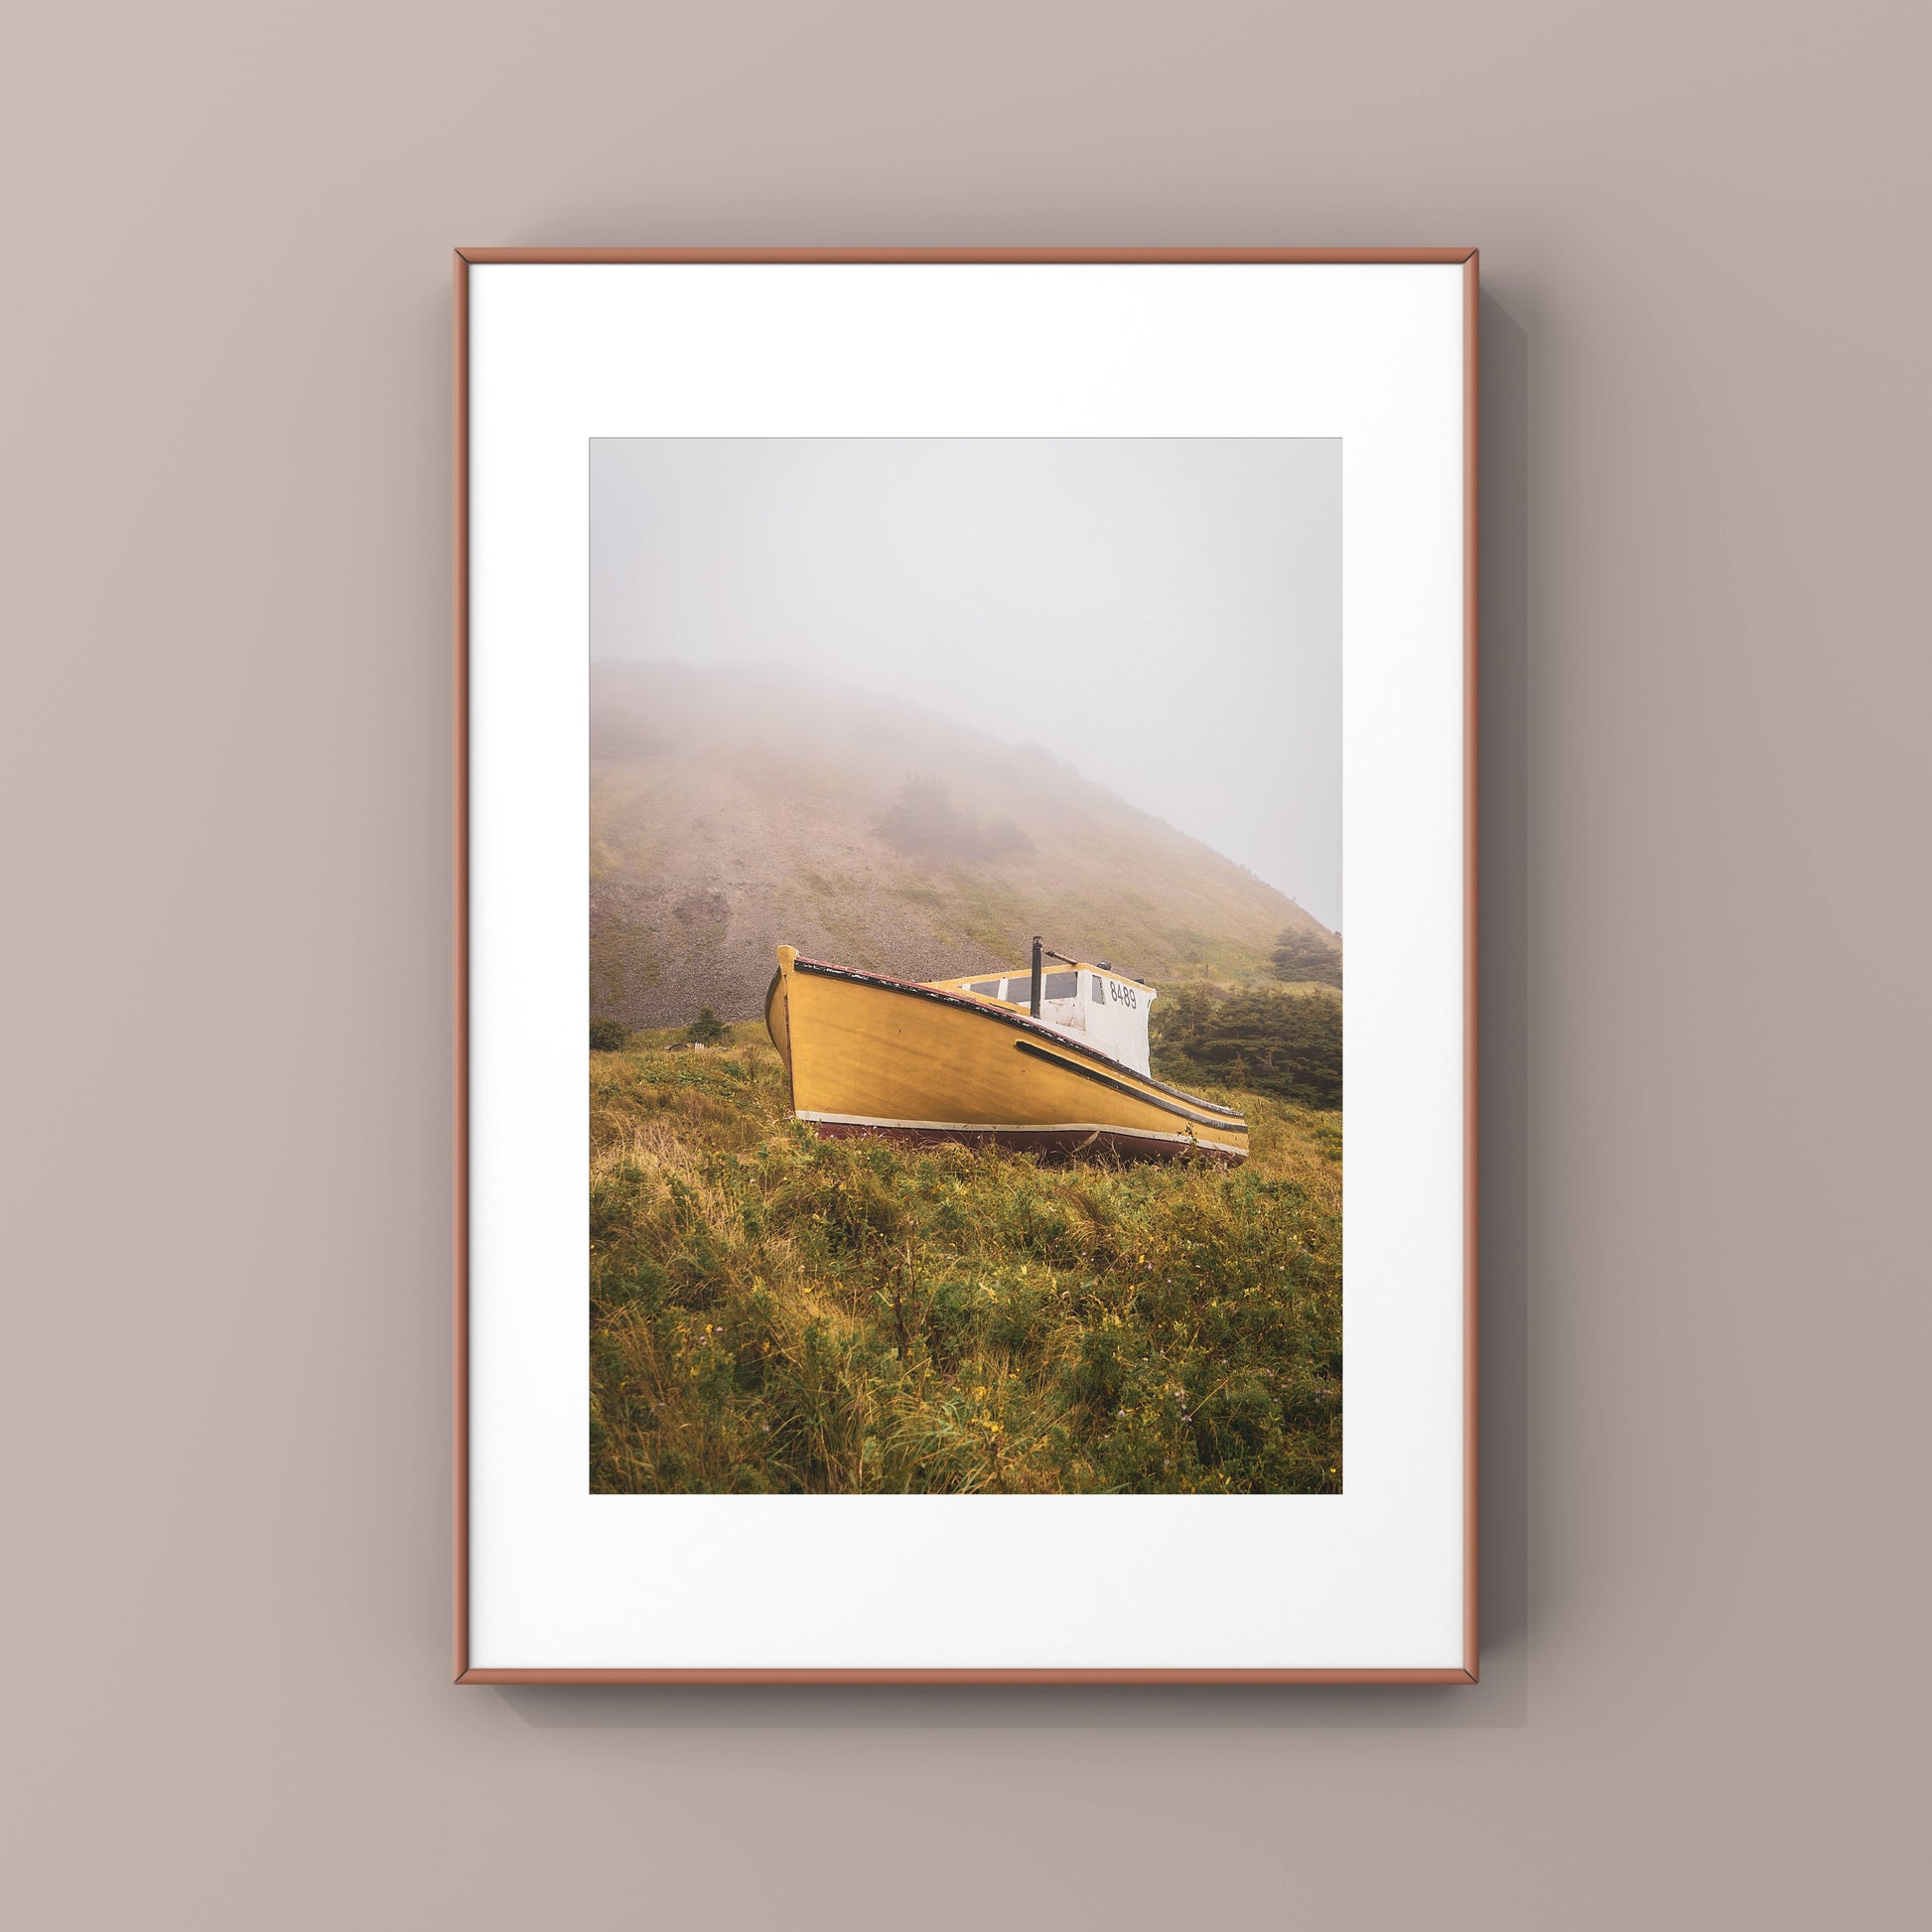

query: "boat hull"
(765, 949), (1247, 1163)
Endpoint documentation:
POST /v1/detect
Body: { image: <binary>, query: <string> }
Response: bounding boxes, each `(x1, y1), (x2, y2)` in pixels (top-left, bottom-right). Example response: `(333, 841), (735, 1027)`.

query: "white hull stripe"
(796, 1111), (1244, 1145)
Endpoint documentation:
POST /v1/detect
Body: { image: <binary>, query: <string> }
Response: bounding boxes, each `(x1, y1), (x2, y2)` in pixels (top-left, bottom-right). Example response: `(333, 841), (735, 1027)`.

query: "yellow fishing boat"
(763, 938), (1247, 1163)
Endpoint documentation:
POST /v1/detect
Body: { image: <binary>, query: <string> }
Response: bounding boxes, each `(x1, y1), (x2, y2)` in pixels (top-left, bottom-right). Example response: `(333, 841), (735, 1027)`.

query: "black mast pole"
(1030, 935), (1043, 1017)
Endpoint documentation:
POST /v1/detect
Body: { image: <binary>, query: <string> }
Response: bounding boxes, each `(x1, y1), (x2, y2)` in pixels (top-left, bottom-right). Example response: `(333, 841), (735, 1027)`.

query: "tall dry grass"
(590, 1026), (1341, 1493)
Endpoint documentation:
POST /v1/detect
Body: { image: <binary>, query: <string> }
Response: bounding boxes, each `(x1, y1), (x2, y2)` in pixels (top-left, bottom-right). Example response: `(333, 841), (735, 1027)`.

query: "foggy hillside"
(591, 660), (1336, 1029)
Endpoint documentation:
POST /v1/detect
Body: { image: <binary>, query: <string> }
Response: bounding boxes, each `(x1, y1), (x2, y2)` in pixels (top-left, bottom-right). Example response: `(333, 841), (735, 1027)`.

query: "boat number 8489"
(1105, 981), (1137, 1010)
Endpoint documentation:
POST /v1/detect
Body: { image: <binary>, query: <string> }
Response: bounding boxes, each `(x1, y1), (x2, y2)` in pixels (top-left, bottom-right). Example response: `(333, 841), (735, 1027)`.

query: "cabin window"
(967, 979), (1005, 997)
(1041, 971), (1077, 1000)
(1092, 974), (1106, 1001)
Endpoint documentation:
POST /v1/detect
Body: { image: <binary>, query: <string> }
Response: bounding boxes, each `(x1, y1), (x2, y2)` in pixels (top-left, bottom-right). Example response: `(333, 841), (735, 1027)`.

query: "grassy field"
(590, 1025), (1341, 1494)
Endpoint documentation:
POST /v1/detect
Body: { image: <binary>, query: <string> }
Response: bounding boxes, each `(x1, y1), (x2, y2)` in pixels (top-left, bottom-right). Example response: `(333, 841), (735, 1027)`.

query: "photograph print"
(588, 437), (1342, 1495)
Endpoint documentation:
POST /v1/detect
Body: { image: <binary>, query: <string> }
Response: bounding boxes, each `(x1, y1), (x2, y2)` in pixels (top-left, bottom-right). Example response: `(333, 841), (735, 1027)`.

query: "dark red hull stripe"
(809, 1121), (1242, 1163)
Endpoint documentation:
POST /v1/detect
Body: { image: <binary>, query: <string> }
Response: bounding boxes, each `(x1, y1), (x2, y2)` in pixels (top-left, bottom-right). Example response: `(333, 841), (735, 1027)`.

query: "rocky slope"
(590, 660), (1335, 1029)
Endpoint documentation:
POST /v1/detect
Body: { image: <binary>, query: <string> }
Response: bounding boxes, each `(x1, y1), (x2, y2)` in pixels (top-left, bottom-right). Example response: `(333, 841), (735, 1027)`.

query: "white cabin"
(948, 961), (1157, 1077)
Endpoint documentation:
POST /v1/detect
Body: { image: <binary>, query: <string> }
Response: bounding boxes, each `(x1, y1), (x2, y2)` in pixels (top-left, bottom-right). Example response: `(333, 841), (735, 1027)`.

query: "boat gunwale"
(785, 953), (1246, 1123)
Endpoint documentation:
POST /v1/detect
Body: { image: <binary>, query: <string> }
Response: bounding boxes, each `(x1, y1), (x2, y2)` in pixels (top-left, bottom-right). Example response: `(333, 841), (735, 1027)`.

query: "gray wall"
(3, 4), (1925, 1926)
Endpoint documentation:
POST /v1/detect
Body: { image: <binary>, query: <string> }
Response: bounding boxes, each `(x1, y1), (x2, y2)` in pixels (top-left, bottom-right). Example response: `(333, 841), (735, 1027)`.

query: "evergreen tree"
(1271, 926), (1343, 987)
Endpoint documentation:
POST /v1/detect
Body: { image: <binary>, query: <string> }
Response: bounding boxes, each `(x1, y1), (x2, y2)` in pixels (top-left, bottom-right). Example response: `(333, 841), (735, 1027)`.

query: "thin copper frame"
(453, 247), (1479, 1685)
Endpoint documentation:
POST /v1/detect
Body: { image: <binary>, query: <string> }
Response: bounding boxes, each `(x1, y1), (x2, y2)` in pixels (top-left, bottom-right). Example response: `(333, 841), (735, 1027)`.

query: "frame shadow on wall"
(498, 292), (1532, 1732)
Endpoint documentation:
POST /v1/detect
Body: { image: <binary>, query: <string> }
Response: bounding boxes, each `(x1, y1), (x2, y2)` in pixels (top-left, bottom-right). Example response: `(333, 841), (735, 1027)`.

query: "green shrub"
(685, 1007), (728, 1045)
(1271, 926), (1343, 987)
(590, 1016), (627, 1052)
(1152, 983), (1342, 1109)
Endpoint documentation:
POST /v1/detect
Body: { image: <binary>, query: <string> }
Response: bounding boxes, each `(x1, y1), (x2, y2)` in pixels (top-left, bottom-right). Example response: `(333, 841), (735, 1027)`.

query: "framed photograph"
(454, 248), (1478, 1682)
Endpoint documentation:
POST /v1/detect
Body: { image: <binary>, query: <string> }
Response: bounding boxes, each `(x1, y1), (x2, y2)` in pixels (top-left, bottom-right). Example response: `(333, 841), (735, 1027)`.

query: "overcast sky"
(590, 438), (1340, 929)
